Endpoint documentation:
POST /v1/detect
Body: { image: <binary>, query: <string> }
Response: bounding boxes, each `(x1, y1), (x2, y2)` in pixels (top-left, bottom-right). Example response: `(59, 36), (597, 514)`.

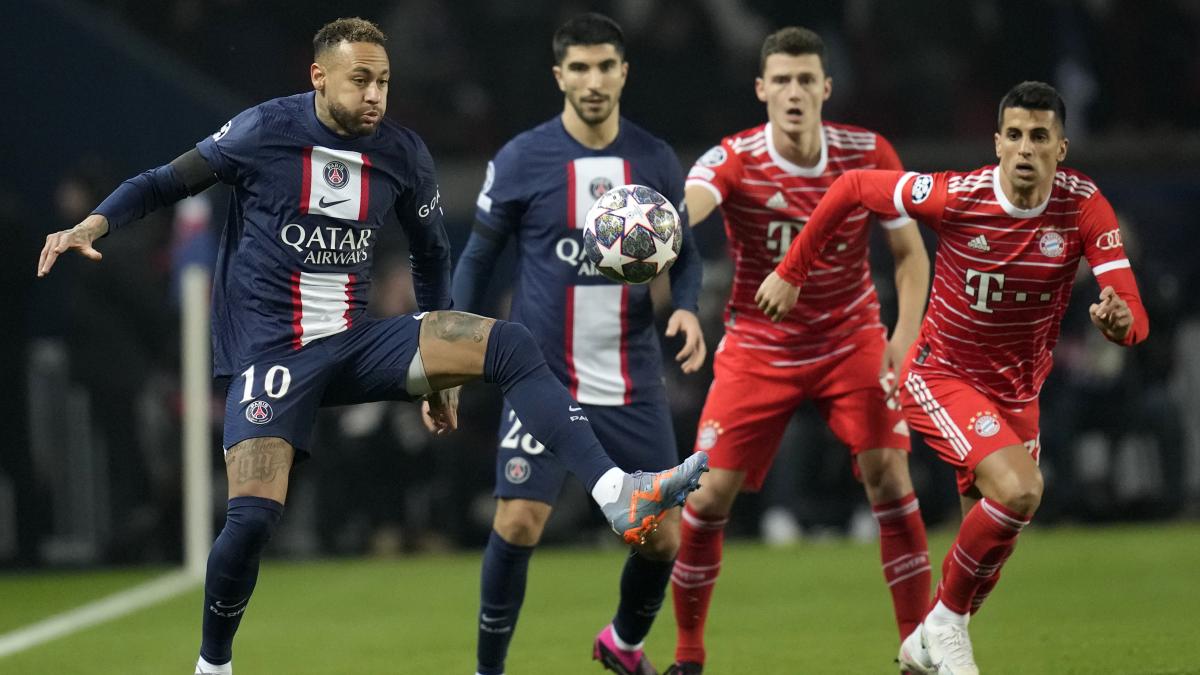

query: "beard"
(328, 100), (379, 137)
(568, 94), (616, 126)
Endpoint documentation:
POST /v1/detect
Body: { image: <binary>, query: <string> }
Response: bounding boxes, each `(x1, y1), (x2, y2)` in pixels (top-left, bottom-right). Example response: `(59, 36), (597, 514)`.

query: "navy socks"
(476, 530), (535, 675)
(199, 496), (283, 665)
(613, 550), (674, 646)
(483, 320), (616, 491)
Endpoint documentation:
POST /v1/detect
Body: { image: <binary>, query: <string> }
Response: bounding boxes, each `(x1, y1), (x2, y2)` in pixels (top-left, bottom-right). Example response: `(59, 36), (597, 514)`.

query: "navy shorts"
(493, 388), (678, 503)
(222, 314), (425, 455)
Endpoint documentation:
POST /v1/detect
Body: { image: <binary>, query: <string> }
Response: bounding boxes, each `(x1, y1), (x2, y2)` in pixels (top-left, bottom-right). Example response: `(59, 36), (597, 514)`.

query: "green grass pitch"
(1, 523), (1198, 674)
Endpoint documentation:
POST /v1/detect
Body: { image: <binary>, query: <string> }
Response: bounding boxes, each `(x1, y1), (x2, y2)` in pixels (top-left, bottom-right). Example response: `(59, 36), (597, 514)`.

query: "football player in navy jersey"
(453, 14), (705, 675)
(37, 17), (707, 675)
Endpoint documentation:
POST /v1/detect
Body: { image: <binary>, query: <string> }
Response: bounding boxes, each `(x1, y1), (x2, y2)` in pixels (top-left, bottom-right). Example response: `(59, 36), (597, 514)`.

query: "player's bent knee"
(493, 499), (551, 547)
(858, 448), (914, 503)
(685, 468), (741, 517)
(985, 469), (1044, 515)
(418, 311), (496, 387)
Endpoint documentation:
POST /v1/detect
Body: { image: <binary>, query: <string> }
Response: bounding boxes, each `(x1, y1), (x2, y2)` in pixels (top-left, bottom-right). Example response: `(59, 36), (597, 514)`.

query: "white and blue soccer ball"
(583, 184), (682, 285)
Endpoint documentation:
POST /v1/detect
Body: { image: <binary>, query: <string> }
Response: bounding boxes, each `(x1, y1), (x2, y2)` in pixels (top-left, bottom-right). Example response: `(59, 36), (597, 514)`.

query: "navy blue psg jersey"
(195, 92), (451, 377)
(472, 117), (689, 406)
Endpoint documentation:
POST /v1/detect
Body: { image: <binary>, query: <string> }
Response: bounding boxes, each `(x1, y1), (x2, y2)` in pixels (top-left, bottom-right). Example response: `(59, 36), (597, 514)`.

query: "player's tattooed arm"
(227, 437), (292, 485)
(424, 311), (493, 344)
(37, 214), (108, 277)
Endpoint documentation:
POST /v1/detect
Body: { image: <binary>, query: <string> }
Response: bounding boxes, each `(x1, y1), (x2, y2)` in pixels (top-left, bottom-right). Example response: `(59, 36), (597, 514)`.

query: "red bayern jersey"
(777, 166), (1148, 404)
(686, 122), (910, 365)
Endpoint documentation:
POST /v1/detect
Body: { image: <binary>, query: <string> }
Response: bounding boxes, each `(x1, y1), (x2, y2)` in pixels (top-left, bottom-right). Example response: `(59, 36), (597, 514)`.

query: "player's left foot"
(602, 452), (708, 545)
(592, 624), (657, 675)
(923, 620), (979, 675)
(194, 656), (232, 674)
(897, 623), (935, 674)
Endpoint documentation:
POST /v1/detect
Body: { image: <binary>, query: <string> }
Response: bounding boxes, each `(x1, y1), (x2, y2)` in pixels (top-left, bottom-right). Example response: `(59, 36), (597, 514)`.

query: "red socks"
(873, 493), (931, 639)
(671, 504), (728, 665)
(936, 498), (1030, 615)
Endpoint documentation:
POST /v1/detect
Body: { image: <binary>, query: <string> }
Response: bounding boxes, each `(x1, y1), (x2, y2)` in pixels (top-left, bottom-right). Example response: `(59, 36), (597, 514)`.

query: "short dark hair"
(760, 26), (826, 74)
(553, 13), (625, 64)
(313, 17), (387, 59)
(998, 81), (1067, 132)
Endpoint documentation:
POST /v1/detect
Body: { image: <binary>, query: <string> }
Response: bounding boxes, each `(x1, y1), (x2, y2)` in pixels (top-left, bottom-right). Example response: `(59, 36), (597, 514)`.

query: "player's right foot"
(897, 623), (935, 674)
(602, 452), (708, 545)
(663, 662), (703, 675)
(923, 621), (979, 675)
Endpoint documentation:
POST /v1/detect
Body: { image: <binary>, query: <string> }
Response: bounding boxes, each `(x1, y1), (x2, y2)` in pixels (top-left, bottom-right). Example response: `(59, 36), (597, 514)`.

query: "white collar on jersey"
(765, 122), (828, 177)
(992, 165), (1051, 218)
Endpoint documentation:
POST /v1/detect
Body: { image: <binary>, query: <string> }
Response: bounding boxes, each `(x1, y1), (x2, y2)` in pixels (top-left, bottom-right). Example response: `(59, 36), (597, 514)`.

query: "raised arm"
(1080, 192), (1148, 346)
(38, 148), (218, 277)
(755, 169), (911, 320)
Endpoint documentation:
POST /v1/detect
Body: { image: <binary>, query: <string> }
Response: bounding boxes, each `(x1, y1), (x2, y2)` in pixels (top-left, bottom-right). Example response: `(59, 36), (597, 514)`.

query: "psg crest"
(505, 457), (531, 484)
(323, 160), (350, 189)
(245, 400), (274, 425)
(590, 176), (614, 199)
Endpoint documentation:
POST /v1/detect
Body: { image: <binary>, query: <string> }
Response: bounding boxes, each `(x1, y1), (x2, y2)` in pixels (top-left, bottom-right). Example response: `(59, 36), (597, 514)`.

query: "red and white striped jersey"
(686, 122), (908, 365)
(777, 166), (1148, 404)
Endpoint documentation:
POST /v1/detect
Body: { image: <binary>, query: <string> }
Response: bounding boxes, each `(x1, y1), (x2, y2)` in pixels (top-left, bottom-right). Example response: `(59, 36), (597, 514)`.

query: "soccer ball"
(583, 184), (682, 284)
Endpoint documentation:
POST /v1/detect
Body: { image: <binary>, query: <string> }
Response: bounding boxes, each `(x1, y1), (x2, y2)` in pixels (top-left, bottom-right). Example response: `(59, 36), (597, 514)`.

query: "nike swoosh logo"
(568, 405), (582, 412)
(214, 599), (248, 610)
(480, 613), (506, 622)
(318, 197), (351, 208)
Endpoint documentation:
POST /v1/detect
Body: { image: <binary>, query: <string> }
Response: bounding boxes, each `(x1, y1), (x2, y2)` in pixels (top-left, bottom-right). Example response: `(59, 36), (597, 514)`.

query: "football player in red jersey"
(758, 81), (1148, 674)
(667, 27), (932, 675)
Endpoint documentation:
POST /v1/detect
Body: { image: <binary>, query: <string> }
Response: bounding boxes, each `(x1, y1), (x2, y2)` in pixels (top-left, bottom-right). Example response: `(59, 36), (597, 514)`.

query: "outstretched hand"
(1089, 286), (1133, 342)
(754, 271), (800, 322)
(665, 309), (707, 373)
(421, 386), (461, 435)
(38, 214), (109, 277)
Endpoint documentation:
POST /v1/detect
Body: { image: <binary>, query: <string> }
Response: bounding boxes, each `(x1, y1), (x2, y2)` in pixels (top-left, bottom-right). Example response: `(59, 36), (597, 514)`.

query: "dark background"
(3, 0), (1198, 567)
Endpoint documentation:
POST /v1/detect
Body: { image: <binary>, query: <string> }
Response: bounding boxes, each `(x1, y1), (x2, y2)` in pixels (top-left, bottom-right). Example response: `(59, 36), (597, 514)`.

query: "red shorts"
(899, 367), (1041, 494)
(694, 331), (910, 491)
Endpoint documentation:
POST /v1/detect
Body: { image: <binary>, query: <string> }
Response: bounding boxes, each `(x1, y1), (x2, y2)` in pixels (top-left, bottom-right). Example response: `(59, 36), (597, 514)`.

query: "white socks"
(610, 625), (645, 653)
(926, 599), (969, 627)
(590, 467), (625, 506)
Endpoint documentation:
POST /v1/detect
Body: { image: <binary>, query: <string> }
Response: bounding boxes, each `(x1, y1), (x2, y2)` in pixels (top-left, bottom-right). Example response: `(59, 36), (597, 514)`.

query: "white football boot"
(897, 623), (935, 674)
(923, 621), (980, 675)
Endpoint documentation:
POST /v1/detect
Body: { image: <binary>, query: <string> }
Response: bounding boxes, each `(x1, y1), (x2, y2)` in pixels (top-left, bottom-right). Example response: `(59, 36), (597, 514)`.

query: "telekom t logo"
(965, 269), (1005, 313)
(965, 268), (1055, 312)
(766, 220), (804, 262)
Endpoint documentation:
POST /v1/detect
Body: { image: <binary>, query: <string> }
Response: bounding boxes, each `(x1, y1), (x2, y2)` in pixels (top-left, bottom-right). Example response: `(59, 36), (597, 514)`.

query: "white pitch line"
(0, 570), (201, 658)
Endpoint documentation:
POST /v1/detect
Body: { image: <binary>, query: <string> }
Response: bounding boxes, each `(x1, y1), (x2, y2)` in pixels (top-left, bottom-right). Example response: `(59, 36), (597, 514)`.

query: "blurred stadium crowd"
(2, 0), (1199, 567)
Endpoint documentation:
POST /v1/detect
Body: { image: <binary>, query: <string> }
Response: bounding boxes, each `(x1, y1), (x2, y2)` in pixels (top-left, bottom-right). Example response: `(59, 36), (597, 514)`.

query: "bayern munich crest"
(969, 411), (1001, 438)
(245, 400), (273, 425)
(323, 160), (350, 189)
(505, 457), (531, 484)
(697, 419), (724, 450)
(1039, 231), (1066, 258)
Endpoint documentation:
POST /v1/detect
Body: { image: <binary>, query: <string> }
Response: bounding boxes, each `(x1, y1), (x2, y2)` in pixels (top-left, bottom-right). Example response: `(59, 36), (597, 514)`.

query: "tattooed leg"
(224, 436), (295, 503)
(418, 311), (497, 391)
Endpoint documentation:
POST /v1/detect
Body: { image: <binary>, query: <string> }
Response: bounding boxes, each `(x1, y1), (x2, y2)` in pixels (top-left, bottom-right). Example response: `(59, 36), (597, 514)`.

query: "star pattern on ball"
(642, 227), (677, 272)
